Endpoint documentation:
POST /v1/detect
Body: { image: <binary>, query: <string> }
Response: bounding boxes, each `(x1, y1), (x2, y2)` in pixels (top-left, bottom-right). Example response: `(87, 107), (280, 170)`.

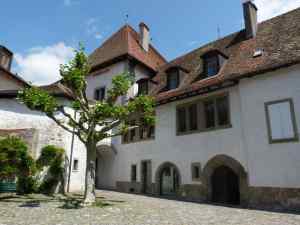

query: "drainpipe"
(67, 111), (77, 193)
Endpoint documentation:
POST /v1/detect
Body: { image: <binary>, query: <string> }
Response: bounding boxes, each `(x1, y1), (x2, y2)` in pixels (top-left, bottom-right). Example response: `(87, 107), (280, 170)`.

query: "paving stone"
(0, 190), (300, 225)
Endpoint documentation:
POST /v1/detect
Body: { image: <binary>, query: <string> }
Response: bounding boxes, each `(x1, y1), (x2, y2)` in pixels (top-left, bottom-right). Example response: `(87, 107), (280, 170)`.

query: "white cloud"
(14, 42), (74, 85)
(255, 0), (300, 21)
(86, 18), (103, 40)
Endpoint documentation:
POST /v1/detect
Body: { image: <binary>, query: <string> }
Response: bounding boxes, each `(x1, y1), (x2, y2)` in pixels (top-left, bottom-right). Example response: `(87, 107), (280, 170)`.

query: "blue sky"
(1, 0), (299, 85)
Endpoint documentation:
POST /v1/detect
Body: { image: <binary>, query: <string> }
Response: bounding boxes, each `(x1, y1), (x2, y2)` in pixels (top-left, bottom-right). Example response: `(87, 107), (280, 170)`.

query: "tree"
(18, 46), (155, 205)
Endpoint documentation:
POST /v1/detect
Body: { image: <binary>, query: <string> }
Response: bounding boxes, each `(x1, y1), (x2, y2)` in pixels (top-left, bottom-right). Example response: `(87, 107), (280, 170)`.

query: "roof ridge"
(166, 7), (300, 66)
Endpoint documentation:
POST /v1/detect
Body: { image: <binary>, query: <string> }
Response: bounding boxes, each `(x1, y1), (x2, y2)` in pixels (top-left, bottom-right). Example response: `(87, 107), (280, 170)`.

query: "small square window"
(265, 99), (299, 143)
(191, 163), (201, 181)
(73, 159), (79, 171)
(95, 87), (106, 101)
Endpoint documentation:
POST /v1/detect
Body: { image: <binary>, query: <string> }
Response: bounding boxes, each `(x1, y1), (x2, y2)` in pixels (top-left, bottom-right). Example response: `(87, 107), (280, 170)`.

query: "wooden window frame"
(176, 93), (232, 136)
(265, 98), (299, 144)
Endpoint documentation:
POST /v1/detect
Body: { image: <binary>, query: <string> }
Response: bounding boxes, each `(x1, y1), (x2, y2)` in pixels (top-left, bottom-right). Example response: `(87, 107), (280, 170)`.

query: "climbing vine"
(36, 145), (65, 195)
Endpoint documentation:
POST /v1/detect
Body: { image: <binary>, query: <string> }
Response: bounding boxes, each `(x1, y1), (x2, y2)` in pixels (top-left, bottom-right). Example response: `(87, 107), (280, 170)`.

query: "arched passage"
(211, 166), (240, 205)
(203, 155), (248, 205)
(155, 162), (181, 196)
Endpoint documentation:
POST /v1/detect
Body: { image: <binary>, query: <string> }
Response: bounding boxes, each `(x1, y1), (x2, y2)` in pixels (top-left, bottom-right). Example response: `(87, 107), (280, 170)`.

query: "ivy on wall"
(0, 136), (66, 195)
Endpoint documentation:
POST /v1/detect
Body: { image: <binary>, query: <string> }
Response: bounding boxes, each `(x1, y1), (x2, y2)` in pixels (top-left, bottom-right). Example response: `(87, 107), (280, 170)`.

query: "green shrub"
(37, 145), (65, 195)
(0, 136), (37, 194)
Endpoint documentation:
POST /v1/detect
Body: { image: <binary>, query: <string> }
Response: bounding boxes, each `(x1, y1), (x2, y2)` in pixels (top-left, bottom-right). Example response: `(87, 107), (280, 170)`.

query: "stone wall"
(0, 128), (38, 157)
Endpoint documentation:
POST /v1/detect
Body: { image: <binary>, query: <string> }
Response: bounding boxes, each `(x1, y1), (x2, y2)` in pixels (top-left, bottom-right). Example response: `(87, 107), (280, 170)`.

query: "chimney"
(243, 0), (258, 39)
(139, 22), (150, 52)
(0, 46), (13, 71)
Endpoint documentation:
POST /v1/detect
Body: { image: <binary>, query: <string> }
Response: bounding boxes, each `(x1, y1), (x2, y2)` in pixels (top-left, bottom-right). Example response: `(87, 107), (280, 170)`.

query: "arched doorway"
(211, 166), (240, 205)
(156, 162), (181, 196)
(203, 155), (248, 205)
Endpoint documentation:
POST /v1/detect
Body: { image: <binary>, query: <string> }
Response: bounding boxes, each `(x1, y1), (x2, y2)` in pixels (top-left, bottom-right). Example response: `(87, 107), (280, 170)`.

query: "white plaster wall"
(97, 87), (248, 189)
(0, 99), (86, 192)
(96, 64), (300, 190)
(86, 62), (126, 100)
(239, 64), (300, 188)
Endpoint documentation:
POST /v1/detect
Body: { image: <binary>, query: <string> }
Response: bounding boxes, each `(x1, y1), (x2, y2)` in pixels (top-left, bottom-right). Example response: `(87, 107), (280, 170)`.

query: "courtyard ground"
(0, 190), (300, 225)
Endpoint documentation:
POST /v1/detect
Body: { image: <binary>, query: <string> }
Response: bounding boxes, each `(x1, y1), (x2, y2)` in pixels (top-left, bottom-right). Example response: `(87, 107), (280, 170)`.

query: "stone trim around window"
(264, 98), (299, 144)
(176, 92), (232, 136)
(191, 162), (202, 182)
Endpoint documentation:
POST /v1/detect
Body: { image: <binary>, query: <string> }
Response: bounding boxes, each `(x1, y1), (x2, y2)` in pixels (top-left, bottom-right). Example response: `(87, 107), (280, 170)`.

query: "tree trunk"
(83, 141), (97, 205)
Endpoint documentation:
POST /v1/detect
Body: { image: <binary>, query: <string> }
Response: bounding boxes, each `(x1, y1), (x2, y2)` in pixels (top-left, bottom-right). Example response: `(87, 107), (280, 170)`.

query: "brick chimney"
(139, 22), (150, 52)
(243, 0), (258, 39)
(0, 46), (13, 71)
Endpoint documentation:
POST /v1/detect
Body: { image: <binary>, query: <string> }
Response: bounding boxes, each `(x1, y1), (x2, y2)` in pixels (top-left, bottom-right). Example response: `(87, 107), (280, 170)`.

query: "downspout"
(67, 111), (77, 193)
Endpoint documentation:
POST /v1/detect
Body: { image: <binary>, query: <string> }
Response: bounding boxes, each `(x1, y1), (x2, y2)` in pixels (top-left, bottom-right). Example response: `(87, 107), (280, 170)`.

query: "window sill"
(269, 136), (299, 144)
(72, 170), (79, 173)
(122, 137), (155, 145)
(177, 124), (232, 136)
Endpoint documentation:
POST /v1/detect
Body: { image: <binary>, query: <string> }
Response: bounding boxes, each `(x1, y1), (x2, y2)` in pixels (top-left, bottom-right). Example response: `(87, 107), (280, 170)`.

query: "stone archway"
(203, 155), (249, 205)
(155, 162), (181, 196)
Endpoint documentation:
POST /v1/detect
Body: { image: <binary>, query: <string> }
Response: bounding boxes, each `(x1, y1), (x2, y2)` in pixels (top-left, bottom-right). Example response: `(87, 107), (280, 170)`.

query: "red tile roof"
(88, 24), (167, 72)
(153, 7), (300, 105)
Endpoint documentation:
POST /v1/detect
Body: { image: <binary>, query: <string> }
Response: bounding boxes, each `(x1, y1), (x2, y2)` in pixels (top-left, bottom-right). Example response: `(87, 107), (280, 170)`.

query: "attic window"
(137, 79), (149, 96)
(202, 51), (226, 79)
(167, 69), (180, 90)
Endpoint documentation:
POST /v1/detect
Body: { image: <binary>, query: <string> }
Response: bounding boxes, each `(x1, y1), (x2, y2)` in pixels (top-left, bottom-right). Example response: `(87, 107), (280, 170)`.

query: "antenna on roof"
(125, 14), (129, 24)
(217, 25), (221, 39)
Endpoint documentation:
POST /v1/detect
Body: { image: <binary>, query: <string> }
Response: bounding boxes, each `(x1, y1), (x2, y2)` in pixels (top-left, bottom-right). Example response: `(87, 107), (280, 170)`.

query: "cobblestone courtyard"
(1, 190), (300, 225)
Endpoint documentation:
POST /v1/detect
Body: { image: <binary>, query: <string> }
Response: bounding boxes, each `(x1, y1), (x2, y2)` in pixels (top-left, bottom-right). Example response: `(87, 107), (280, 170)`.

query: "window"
(265, 99), (298, 143)
(191, 163), (201, 181)
(123, 116), (155, 144)
(73, 159), (79, 171)
(205, 55), (220, 77)
(95, 87), (106, 101)
(131, 165), (137, 182)
(129, 120), (137, 142)
(204, 100), (215, 129)
(201, 52), (227, 79)
(138, 80), (149, 96)
(177, 94), (231, 135)
(216, 96), (230, 126)
(188, 104), (198, 131)
(177, 108), (187, 133)
(167, 69), (179, 90)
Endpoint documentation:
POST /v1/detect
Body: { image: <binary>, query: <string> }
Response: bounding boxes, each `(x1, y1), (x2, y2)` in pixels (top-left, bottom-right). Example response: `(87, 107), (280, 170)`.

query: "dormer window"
(202, 51), (227, 79)
(205, 55), (220, 77)
(137, 79), (149, 96)
(167, 69), (179, 90)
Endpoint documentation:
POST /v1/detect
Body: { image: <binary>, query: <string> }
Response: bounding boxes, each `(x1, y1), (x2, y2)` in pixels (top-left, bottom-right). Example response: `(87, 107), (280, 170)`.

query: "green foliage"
(60, 45), (90, 94)
(16, 44), (156, 203)
(17, 176), (38, 194)
(18, 87), (58, 115)
(0, 136), (37, 194)
(107, 73), (133, 103)
(37, 145), (65, 195)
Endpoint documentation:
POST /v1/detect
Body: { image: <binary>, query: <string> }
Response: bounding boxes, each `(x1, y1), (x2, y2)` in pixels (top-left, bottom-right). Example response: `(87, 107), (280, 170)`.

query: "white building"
(1, 1), (300, 208)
